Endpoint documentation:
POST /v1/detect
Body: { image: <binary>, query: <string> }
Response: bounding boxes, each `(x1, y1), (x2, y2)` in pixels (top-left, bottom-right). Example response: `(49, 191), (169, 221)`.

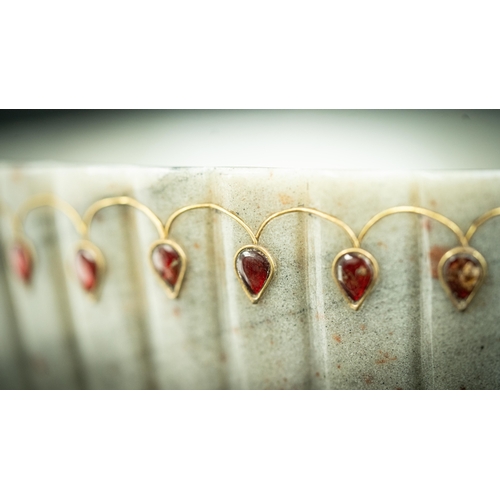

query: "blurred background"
(1, 110), (500, 170)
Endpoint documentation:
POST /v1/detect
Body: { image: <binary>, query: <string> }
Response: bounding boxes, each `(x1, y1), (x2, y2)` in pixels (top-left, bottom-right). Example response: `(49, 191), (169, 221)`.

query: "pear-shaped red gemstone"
(236, 248), (271, 296)
(76, 249), (98, 292)
(335, 252), (374, 303)
(11, 242), (32, 284)
(442, 253), (482, 301)
(151, 243), (182, 290)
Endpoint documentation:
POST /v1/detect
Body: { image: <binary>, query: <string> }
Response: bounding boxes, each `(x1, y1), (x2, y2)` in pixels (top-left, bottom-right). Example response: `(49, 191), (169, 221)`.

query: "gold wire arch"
(16, 193), (87, 236)
(466, 208), (500, 242)
(358, 206), (468, 247)
(165, 203), (258, 244)
(256, 207), (359, 247)
(83, 196), (165, 239)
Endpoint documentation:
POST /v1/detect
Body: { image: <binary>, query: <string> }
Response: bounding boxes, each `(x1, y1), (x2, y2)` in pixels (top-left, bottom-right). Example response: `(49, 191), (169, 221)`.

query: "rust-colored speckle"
(193, 242), (200, 249)
(388, 331), (393, 336)
(270, 339), (274, 345)
(278, 193), (293, 205)
(395, 387), (403, 390)
(429, 245), (450, 279)
(364, 375), (374, 385)
(377, 241), (388, 249)
(333, 334), (342, 343)
(360, 324), (367, 332)
(429, 199), (437, 208)
(423, 218), (432, 232)
(220, 352), (227, 363)
(315, 372), (320, 378)
(375, 351), (397, 364)
(337, 364), (341, 369)
(173, 306), (181, 318)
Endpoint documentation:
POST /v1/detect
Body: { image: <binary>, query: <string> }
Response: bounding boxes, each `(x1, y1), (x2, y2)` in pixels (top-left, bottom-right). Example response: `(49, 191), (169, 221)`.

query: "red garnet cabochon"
(335, 252), (374, 303)
(236, 248), (271, 296)
(11, 242), (32, 283)
(151, 243), (182, 289)
(442, 254), (482, 301)
(75, 249), (98, 292)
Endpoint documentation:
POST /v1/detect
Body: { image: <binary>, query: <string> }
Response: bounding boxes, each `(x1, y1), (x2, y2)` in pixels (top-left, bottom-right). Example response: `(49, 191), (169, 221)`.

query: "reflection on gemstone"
(76, 249), (98, 292)
(335, 252), (374, 304)
(151, 243), (182, 291)
(235, 247), (272, 298)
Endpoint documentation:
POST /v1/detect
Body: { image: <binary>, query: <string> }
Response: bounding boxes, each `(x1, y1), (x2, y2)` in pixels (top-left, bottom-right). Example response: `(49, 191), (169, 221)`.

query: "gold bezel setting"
(332, 248), (379, 311)
(149, 239), (187, 299)
(234, 244), (275, 304)
(437, 246), (487, 311)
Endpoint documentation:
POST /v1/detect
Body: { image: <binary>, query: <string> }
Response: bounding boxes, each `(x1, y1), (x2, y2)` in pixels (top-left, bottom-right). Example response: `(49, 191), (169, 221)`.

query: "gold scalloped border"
(2, 194), (499, 310)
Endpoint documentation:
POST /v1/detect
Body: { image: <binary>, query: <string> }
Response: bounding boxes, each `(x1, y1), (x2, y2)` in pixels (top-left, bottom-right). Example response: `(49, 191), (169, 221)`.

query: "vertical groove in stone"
(0, 244), (30, 389)
(418, 213), (436, 390)
(306, 171), (422, 389)
(81, 206), (152, 389)
(208, 167), (230, 390)
(18, 224), (80, 389)
(211, 170), (250, 389)
(121, 199), (164, 389)
(419, 171), (500, 389)
(213, 168), (311, 389)
(134, 167), (226, 389)
(305, 215), (329, 390)
(298, 210), (312, 389)
(0, 166), (28, 389)
(29, 210), (83, 389)
(213, 203), (246, 389)
(120, 207), (157, 390)
(416, 174), (435, 390)
(52, 166), (155, 389)
(407, 181), (425, 390)
(49, 211), (87, 390)
(1, 165), (81, 389)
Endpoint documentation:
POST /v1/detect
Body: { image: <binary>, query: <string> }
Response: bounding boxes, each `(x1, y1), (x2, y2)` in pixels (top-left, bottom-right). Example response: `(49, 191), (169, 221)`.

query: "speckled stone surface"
(0, 164), (499, 389)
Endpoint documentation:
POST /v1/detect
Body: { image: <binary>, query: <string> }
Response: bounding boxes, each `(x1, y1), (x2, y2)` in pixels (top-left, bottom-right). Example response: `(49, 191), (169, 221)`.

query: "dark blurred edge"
(0, 110), (130, 129)
(2, 109), (500, 131)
